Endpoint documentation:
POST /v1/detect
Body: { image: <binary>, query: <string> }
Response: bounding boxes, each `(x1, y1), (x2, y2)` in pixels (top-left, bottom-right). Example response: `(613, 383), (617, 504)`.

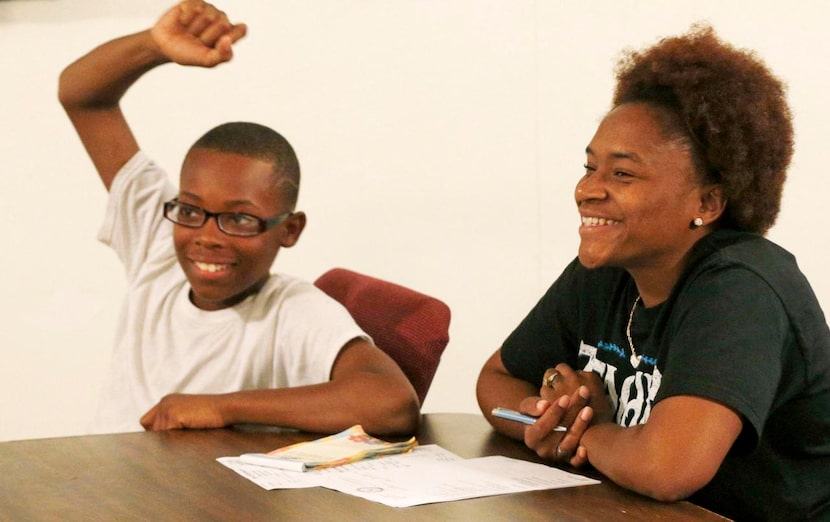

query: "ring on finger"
(543, 368), (562, 389)
(555, 444), (569, 460)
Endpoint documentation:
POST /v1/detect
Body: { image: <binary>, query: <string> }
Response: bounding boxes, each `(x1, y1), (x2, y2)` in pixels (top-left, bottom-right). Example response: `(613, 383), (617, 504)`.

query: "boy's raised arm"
(58, 0), (246, 191)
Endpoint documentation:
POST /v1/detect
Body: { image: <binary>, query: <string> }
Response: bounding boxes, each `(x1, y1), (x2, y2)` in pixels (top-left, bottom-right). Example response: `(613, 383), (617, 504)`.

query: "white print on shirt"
(579, 340), (663, 427)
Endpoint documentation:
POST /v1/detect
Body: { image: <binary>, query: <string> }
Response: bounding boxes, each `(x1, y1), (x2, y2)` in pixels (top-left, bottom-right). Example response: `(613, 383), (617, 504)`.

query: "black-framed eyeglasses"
(163, 199), (292, 237)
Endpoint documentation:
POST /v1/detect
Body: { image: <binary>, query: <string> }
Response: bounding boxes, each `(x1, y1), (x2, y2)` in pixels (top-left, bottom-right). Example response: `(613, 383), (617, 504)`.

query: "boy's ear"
(279, 211), (306, 248)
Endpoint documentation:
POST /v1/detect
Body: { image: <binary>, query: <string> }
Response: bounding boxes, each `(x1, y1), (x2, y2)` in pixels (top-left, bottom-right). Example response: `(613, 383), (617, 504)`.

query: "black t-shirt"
(501, 230), (830, 520)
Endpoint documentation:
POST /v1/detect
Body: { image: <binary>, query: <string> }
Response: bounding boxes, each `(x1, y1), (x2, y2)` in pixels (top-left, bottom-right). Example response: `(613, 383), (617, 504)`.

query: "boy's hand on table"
(141, 393), (226, 430)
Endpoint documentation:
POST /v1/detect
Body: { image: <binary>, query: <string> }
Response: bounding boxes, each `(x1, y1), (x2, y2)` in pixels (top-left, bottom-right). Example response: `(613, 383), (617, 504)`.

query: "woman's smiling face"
(575, 103), (707, 275)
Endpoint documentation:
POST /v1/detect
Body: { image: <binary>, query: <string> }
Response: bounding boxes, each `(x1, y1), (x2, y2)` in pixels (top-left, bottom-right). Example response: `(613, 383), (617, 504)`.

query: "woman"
(477, 25), (830, 521)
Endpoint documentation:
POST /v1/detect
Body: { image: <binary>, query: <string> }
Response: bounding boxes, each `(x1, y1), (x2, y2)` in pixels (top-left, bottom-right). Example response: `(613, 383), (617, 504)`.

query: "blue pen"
(491, 407), (567, 431)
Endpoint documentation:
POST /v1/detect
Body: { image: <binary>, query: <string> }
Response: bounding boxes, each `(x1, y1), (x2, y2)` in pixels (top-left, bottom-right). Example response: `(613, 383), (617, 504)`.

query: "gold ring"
(543, 369), (561, 389)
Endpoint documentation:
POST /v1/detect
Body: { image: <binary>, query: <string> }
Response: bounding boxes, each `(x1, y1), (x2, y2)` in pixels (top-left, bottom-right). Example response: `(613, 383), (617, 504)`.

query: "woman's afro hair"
(613, 25), (793, 234)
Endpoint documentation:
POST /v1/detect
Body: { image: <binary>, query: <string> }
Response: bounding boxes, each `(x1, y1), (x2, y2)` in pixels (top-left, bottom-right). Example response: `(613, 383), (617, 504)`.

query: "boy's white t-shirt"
(91, 151), (367, 434)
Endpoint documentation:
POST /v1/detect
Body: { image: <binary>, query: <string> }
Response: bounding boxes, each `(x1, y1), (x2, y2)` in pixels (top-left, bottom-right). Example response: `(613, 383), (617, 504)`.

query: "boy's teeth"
(195, 262), (229, 273)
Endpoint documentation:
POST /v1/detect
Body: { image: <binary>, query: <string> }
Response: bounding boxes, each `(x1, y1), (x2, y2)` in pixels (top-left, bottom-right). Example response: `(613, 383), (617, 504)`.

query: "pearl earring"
(692, 217), (704, 227)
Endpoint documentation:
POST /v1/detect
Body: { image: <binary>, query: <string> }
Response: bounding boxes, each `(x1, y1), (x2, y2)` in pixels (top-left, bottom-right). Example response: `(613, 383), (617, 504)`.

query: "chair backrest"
(314, 268), (451, 406)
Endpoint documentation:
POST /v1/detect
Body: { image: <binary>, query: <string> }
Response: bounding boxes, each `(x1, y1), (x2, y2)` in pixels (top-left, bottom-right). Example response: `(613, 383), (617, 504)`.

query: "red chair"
(314, 268), (451, 406)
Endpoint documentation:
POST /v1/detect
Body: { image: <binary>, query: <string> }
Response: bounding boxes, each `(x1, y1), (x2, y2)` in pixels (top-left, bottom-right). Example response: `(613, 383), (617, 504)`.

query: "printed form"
(218, 444), (600, 508)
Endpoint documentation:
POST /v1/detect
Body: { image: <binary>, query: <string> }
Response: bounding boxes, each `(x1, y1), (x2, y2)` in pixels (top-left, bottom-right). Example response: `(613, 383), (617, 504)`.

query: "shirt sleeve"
(501, 259), (583, 387)
(656, 266), (790, 450)
(97, 151), (177, 283)
(271, 280), (370, 387)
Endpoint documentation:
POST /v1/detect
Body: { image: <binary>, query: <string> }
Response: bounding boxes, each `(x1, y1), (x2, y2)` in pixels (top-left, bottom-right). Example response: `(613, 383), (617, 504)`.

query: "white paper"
(217, 456), (322, 489)
(218, 444), (600, 507)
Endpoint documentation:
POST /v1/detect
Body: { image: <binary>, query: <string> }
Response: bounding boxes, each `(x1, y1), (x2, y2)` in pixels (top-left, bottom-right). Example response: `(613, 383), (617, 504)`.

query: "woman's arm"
(477, 349), (540, 440)
(477, 349), (594, 464)
(580, 394), (742, 501)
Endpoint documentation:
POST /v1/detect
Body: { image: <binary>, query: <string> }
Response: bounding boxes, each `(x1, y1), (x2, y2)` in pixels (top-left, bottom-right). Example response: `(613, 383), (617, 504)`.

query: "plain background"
(1, 0), (828, 441)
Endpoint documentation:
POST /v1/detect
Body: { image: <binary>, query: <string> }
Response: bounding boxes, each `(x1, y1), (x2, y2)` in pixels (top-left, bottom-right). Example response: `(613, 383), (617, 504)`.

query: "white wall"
(2, 0), (828, 441)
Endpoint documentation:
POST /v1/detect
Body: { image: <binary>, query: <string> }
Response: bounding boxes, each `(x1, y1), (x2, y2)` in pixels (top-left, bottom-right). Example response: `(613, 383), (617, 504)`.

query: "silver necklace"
(625, 295), (642, 367)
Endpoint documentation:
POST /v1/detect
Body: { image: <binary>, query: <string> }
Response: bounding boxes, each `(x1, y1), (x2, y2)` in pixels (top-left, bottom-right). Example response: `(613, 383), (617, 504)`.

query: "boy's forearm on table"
(218, 375), (420, 436)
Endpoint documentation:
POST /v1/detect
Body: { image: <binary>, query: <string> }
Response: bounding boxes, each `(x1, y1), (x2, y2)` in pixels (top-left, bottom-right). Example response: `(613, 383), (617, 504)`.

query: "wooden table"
(0, 413), (729, 521)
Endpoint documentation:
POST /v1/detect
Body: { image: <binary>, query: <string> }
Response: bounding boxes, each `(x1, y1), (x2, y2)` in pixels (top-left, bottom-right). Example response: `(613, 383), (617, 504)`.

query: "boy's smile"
(193, 261), (232, 273)
(173, 148), (303, 311)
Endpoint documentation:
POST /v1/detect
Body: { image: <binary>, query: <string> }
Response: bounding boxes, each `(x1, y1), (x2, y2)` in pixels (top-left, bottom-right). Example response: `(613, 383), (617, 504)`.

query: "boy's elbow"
(367, 387), (420, 436)
(57, 66), (83, 109)
(388, 389), (421, 435)
(397, 402), (422, 435)
(57, 70), (72, 108)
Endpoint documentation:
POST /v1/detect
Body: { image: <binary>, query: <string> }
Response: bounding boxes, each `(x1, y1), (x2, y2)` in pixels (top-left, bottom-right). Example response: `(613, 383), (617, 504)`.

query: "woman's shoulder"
(690, 229), (799, 278)
(684, 230), (827, 342)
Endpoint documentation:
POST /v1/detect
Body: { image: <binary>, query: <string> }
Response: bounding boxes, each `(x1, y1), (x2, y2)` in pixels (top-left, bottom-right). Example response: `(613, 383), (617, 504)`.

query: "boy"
(58, 0), (419, 435)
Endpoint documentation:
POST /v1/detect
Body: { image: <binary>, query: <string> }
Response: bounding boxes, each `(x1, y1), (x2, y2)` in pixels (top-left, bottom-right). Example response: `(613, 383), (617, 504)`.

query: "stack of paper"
(219, 444), (602, 507)
(238, 425), (417, 472)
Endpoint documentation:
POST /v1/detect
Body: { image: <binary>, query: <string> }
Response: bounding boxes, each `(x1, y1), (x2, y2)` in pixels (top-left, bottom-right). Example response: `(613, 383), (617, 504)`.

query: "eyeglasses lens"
(164, 201), (263, 236)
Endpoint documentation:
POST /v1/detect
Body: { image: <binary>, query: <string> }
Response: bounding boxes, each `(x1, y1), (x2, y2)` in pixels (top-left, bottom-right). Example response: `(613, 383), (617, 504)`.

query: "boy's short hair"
(190, 121), (301, 208)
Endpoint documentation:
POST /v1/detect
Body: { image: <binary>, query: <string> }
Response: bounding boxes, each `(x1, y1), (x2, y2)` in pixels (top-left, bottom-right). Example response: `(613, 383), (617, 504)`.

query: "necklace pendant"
(626, 295), (643, 369)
